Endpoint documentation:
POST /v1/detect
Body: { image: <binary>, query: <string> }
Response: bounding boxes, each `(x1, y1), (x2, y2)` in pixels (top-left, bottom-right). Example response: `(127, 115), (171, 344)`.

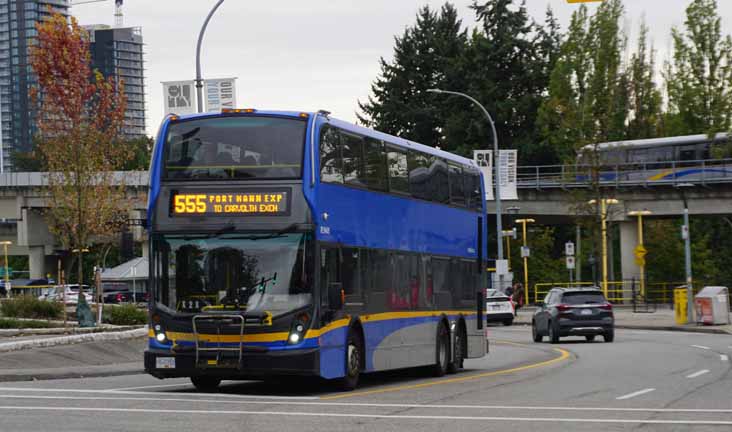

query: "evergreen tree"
(453, 0), (556, 162)
(664, 0), (732, 135)
(358, 3), (467, 148)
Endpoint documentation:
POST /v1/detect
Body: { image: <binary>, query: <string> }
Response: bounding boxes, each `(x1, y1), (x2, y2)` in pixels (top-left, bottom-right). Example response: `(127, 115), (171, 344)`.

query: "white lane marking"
(0, 387), (318, 400)
(691, 345), (710, 350)
(616, 388), (655, 400)
(721, 355), (729, 362)
(686, 369), (710, 378)
(104, 383), (193, 392)
(8, 394), (732, 414)
(0, 406), (732, 425)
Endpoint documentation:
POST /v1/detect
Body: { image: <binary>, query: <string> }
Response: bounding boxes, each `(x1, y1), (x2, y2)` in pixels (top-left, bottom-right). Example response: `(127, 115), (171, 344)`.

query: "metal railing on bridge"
(517, 158), (732, 189)
(532, 281), (712, 306)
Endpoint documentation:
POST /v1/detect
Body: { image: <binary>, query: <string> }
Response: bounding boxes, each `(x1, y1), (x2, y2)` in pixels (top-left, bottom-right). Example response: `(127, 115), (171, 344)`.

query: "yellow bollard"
(674, 288), (688, 325)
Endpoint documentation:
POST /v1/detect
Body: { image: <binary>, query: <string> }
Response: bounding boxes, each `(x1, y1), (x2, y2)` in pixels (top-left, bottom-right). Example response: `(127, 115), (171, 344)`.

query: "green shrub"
(0, 318), (52, 329)
(105, 304), (147, 325)
(0, 296), (63, 319)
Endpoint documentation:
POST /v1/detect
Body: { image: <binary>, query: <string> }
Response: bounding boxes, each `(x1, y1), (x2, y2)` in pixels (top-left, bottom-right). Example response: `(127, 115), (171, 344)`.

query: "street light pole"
(427, 89), (504, 287)
(0, 241), (11, 297)
(195, 0), (225, 113)
(628, 210), (651, 298)
(589, 198), (618, 298)
(677, 183), (694, 324)
(515, 218), (534, 304)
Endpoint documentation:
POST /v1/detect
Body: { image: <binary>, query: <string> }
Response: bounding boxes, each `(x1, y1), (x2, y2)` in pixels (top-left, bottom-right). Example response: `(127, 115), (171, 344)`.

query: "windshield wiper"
(220, 272), (278, 310)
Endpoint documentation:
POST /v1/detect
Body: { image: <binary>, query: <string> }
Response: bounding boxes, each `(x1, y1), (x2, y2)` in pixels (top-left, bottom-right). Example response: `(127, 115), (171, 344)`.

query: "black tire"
(337, 330), (362, 391)
(548, 321), (560, 344)
(190, 376), (221, 392)
(447, 327), (465, 374)
(503, 319), (513, 326)
(604, 328), (615, 343)
(433, 323), (449, 377)
(532, 321), (543, 342)
(585, 335), (596, 342)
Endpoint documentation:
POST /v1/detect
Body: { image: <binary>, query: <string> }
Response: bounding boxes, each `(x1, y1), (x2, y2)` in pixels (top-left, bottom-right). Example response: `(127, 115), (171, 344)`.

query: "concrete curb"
(0, 327), (148, 353)
(0, 365), (144, 382)
(0, 325), (144, 337)
(506, 320), (731, 335)
(616, 324), (732, 335)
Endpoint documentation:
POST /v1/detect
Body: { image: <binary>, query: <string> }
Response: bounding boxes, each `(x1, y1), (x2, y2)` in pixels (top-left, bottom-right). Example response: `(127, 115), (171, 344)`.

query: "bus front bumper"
(144, 347), (320, 379)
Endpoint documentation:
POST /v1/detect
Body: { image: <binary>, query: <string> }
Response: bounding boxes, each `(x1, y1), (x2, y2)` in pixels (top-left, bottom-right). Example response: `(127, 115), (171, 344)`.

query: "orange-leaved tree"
(30, 12), (132, 292)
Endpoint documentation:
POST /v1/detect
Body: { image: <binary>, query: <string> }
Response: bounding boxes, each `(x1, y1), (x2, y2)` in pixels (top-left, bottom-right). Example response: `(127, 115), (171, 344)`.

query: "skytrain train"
(576, 133), (732, 184)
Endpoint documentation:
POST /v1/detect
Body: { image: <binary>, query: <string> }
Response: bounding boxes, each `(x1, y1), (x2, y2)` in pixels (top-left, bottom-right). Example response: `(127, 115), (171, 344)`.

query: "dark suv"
(532, 287), (614, 343)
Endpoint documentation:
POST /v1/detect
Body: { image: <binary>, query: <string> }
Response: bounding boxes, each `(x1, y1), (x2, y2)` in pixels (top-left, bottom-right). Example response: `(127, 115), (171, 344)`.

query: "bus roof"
(166, 110), (479, 169)
(579, 132), (730, 153)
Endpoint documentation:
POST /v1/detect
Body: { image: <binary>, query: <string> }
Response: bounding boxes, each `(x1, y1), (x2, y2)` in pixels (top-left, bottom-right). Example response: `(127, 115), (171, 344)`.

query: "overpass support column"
(28, 246), (46, 279)
(619, 221), (640, 301)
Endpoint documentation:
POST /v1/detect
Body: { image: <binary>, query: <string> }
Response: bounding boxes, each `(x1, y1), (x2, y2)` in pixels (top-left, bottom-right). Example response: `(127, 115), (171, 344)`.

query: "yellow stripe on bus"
(150, 311), (474, 344)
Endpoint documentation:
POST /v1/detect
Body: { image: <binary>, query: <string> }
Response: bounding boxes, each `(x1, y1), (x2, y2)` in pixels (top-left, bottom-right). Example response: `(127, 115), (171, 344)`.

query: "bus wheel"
(433, 323), (449, 377)
(190, 376), (221, 392)
(447, 328), (464, 374)
(338, 331), (362, 391)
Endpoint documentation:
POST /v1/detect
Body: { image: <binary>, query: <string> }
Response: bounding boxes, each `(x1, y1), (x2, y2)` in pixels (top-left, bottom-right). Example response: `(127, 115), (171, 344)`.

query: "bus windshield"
(163, 116), (306, 180)
(151, 232), (313, 315)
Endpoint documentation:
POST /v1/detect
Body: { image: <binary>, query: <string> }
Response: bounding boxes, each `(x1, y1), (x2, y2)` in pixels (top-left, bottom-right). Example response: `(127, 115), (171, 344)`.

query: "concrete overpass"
(487, 164), (732, 287)
(0, 171), (148, 279)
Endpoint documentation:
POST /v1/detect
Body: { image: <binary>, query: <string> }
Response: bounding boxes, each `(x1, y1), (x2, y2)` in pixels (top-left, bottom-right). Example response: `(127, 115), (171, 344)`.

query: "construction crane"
(70, 0), (123, 27)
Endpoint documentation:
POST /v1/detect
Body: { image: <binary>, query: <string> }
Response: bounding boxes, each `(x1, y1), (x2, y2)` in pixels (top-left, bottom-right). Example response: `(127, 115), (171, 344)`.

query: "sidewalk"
(0, 328), (146, 382)
(512, 306), (732, 335)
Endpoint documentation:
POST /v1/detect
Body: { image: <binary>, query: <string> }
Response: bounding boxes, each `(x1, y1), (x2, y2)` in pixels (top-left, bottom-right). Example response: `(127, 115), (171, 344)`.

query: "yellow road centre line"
(321, 345), (571, 400)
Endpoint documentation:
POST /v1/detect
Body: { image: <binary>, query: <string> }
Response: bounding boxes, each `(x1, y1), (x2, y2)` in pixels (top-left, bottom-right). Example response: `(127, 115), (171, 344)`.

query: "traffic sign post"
(566, 256), (575, 285)
(565, 242), (575, 257)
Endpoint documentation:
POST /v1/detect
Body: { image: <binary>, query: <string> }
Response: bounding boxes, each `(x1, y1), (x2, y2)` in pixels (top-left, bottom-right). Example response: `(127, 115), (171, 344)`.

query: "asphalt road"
(0, 327), (731, 431)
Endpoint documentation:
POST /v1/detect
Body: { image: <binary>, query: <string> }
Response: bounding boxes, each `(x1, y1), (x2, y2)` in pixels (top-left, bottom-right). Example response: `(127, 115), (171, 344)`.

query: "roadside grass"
(0, 296), (63, 320)
(104, 304), (148, 325)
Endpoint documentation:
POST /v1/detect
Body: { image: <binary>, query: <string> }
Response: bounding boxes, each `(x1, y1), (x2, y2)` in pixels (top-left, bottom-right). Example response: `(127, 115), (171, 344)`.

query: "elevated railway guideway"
(0, 171), (149, 280)
(487, 157), (732, 306)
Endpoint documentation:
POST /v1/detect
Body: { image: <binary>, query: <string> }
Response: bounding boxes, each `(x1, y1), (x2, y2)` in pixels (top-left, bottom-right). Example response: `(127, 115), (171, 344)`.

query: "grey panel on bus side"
(370, 315), (485, 371)
(467, 318), (487, 358)
(371, 321), (436, 371)
(153, 181), (312, 230)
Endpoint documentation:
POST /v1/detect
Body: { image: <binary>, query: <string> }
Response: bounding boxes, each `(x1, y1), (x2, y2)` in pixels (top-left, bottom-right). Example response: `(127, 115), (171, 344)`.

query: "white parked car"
(38, 285), (93, 304)
(486, 289), (515, 326)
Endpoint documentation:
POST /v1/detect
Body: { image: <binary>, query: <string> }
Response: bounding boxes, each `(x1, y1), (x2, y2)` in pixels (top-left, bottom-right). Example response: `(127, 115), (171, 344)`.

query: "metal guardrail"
(532, 281), (717, 306)
(517, 158), (732, 189)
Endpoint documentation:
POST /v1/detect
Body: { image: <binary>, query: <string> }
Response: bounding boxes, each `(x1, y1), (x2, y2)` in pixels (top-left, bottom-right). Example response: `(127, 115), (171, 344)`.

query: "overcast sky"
(70, 0), (732, 137)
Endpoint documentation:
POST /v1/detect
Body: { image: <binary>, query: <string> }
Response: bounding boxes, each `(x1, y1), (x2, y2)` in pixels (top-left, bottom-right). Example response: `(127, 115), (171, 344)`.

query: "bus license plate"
(156, 357), (175, 369)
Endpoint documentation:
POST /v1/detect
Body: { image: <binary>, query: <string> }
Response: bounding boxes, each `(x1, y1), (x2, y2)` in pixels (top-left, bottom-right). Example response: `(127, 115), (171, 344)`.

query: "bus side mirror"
(328, 282), (343, 310)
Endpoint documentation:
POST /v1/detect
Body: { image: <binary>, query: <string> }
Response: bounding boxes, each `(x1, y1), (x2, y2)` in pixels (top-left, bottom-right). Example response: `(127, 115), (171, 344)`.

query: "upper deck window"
(164, 116), (306, 180)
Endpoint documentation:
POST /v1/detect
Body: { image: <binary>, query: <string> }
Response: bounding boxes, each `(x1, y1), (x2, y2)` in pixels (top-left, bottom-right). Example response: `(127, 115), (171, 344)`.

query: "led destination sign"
(171, 190), (290, 216)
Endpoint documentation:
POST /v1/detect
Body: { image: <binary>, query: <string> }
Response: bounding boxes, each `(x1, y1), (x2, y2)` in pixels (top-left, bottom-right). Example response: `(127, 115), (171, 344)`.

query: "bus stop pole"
(195, 0), (225, 113)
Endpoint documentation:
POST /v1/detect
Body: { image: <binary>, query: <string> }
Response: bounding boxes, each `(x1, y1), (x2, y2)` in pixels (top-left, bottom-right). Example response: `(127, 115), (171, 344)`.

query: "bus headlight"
(154, 324), (167, 343)
(287, 314), (310, 345)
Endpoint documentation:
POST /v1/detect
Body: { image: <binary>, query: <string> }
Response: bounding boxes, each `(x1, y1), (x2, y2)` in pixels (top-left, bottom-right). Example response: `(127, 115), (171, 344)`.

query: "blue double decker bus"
(144, 108), (488, 391)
